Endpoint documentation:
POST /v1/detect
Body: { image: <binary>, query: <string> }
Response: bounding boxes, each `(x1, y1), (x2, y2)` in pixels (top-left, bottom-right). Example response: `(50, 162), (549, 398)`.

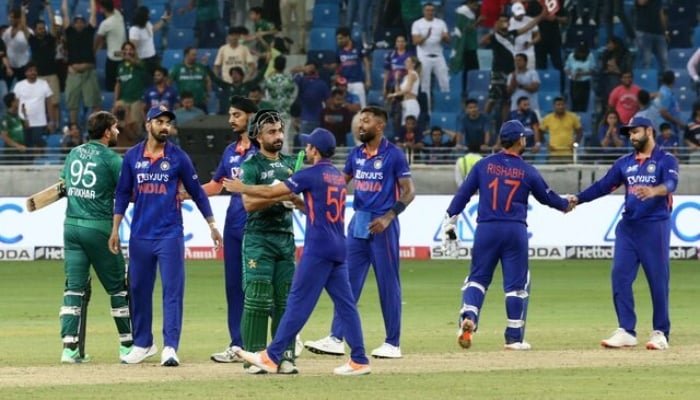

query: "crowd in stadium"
(1, 0), (700, 167)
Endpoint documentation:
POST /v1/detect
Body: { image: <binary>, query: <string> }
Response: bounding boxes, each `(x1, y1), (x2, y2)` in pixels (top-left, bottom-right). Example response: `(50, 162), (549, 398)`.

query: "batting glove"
(441, 213), (459, 258)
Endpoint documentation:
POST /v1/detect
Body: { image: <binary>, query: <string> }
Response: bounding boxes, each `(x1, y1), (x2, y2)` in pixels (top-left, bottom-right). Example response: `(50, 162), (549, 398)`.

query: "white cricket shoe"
(646, 330), (669, 350)
(120, 344), (157, 364)
(161, 346), (180, 367)
(237, 349), (278, 374)
(294, 334), (304, 357)
(601, 328), (638, 348)
(304, 335), (345, 356)
(279, 359), (299, 374)
(334, 360), (371, 376)
(211, 346), (244, 363)
(504, 341), (532, 351)
(370, 343), (402, 359)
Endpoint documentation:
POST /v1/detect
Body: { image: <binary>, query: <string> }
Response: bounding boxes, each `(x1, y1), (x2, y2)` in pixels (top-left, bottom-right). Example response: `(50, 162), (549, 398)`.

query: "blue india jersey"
(577, 146), (679, 221)
(285, 160), (347, 262)
(447, 151), (569, 223)
(384, 49), (414, 87)
(212, 141), (258, 230)
(344, 138), (412, 217)
(115, 141), (214, 239)
(337, 43), (368, 83)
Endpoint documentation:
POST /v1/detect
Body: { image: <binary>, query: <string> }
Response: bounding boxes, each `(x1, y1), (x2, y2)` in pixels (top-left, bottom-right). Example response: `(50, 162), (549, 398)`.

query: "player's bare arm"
(369, 177), (416, 234)
(226, 178), (303, 212)
(108, 214), (124, 254)
(206, 216), (223, 251)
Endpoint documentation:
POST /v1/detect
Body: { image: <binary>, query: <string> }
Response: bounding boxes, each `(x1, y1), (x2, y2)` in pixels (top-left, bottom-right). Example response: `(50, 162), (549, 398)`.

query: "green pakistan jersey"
(241, 152), (296, 234)
(60, 141), (123, 235)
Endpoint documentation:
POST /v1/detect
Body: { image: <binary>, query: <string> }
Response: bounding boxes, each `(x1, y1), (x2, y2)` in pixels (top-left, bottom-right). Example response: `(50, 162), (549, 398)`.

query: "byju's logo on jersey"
(135, 161), (150, 169)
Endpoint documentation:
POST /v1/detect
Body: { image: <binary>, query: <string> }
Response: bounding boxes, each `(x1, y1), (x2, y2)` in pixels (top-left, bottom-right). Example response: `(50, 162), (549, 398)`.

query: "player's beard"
(359, 128), (376, 143)
(262, 139), (283, 153)
(631, 133), (649, 151)
(108, 134), (118, 147)
(150, 129), (169, 143)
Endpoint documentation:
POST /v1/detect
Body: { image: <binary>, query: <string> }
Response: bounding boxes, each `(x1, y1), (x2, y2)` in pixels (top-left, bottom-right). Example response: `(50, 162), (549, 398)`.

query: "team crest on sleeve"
(373, 159), (383, 169)
(135, 160), (149, 169)
(646, 163), (656, 173)
(160, 161), (170, 171)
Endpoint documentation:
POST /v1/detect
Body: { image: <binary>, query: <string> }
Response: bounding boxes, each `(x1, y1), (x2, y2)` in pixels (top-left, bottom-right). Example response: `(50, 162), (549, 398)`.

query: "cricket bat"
(26, 180), (66, 212)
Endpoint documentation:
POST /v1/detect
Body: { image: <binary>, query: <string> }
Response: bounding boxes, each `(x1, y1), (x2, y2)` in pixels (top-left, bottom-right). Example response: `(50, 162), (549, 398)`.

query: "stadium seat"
(449, 71), (464, 95)
(367, 89), (384, 106)
(45, 133), (63, 148)
(538, 91), (560, 114)
(634, 69), (658, 92)
(695, 26), (700, 47)
(433, 92), (462, 113)
(430, 112), (459, 132)
(306, 50), (336, 65)
(96, 49), (107, 90)
(172, 10), (196, 29)
(311, 3), (340, 28)
(565, 25), (595, 50)
(477, 49), (492, 70)
(198, 48), (218, 69)
(579, 112), (593, 139)
(161, 49), (183, 70)
(539, 69), (561, 92)
(308, 28), (336, 52)
(669, 49), (693, 69)
(167, 28), (196, 49)
(466, 91), (489, 111)
(466, 70), (489, 93)
(101, 91), (115, 111)
(678, 92), (695, 112)
(669, 27), (693, 49)
(148, 4), (167, 21)
(673, 70), (693, 96)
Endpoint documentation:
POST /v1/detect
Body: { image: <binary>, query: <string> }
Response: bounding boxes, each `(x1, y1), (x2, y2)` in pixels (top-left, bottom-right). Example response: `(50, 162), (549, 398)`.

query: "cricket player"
(59, 111), (132, 363)
(227, 128), (371, 376)
(442, 120), (572, 350)
(569, 116), (679, 350)
(238, 109), (302, 374)
(192, 96), (258, 363)
(109, 106), (223, 367)
(305, 106), (416, 359)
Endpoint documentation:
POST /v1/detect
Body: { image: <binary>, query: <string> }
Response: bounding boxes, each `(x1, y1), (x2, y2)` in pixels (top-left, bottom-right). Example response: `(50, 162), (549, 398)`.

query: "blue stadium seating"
(172, 10), (196, 29)
(167, 28), (196, 49)
(199, 48), (218, 69)
(466, 70), (489, 93)
(466, 91), (489, 111)
(308, 28), (336, 52)
(101, 91), (114, 111)
(669, 48), (693, 69)
(433, 92), (462, 113)
(162, 49), (184, 70)
(449, 71), (463, 95)
(148, 4), (167, 21)
(538, 91), (560, 114)
(678, 92), (696, 112)
(430, 112), (460, 132)
(538, 69), (561, 92)
(673, 70), (693, 96)
(307, 50), (336, 65)
(46, 133), (63, 148)
(96, 49), (107, 90)
(311, 3), (340, 28)
(634, 69), (658, 92)
(695, 26), (700, 47)
(579, 112), (593, 139)
(367, 89), (384, 106)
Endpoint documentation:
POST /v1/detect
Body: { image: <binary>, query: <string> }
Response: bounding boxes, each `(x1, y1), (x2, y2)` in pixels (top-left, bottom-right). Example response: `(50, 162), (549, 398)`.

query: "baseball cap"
(299, 128), (336, 155)
(336, 76), (348, 86)
(511, 2), (526, 16)
(620, 116), (654, 136)
(146, 106), (176, 122)
(499, 120), (533, 142)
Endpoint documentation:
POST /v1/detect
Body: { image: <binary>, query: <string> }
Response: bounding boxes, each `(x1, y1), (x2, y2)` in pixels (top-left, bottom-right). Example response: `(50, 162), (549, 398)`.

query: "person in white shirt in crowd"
(2, 7), (32, 87)
(13, 61), (53, 154)
(94, 0), (126, 93)
(507, 53), (539, 112)
(508, 2), (540, 71)
(214, 27), (257, 84)
(411, 2), (450, 106)
(128, 5), (169, 77)
(388, 56), (421, 125)
(687, 47), (700, 91)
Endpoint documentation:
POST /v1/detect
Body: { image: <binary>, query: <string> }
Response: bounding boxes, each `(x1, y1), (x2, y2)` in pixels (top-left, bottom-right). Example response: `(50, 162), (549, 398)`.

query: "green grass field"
(1, 259), (699, 399)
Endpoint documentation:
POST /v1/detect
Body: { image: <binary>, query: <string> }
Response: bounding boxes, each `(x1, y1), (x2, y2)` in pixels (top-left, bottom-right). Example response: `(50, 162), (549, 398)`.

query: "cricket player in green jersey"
(240, 109), (303, 374)
(59, 111), (132, 363)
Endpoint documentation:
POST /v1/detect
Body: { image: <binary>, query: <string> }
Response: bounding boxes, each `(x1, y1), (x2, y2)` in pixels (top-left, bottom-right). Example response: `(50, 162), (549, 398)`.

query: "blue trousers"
(268, 255), (368, 365)
(612, 218), (671, 337)
(461, 222), (530, 343)
(223, 226), (244, 348)
(330, 216), (401, 347)
(128, 237), (185, 350)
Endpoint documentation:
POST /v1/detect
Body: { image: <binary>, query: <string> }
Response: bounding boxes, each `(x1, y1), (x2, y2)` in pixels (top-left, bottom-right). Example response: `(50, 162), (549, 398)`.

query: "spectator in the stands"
(61, 122), (83, 152)
(598, 36), (632, 110)
(383, 34), (413, 102)
(450, 0), (481, 96)
(687, 47), (700, 86)
(507, 96), (541, 155)
(0, 93), (29, 163)
(607, 70), (640, 124)
(597, 108), (626, 160)
(508, 2), (539, 70)
(602, 0), (634, 46)
(170, 91), (205, 145)
(454, 142), (483, 187)
(656, 122), (679, 157)
(113, 41), (147, 136)
(394, 115), (423, 158)
(214, 27), (257, 84)
(94, 0), (125, 93)
(565, 41), (595, 112)
(14, 61), (53, 154)
(634, 0), (668, 72)
(208, 64), (265, 114)
(179, 0), (224, 49)
(333, 77), (361, 113)
(248, 6), (277, 56)
(540, 96), (583, 163)
(683, 102), (700, 162)
(418, 125), (457, 165)
(263, 55), (296, 123)
(292, 62), (330, 135)
(412, 2), (450, 106)
(280, 0), (306, 53)
(458, 98), (492, 152)
(345, 0), (373, 46)
(128, 5), (168, 78)
(143, 66), (180, 111)
(2, 7), (31, 87)
(573, 0), (598, 26)
(28, 9), (60, 132)
(0, 36), (10, 116)
(507, 53), (540, 112)
(388, 56), (421, 124)
(247, 85), (274, 109)
(321, 89), (354, 147)
(171, 47), (212, 113)
(655, 70), (684, 135)
(335, 26), (370, 108)
(634, 89), (662, 131)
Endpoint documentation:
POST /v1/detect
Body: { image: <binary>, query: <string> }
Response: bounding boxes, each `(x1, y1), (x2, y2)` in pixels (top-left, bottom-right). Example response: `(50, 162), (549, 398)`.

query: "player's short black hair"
(336, 26), (351, 37)
(87, 111), (118, 140)
(501, 139), (516, 149)
(464, 98), (478, 107)
(659, 122), (671, 131)
(361, 106), (388, 122)
(517, 96), (529, 105)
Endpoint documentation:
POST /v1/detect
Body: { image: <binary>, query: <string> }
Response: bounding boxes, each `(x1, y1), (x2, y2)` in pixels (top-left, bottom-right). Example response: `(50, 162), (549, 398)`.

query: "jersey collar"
(361, 137), (388, 159)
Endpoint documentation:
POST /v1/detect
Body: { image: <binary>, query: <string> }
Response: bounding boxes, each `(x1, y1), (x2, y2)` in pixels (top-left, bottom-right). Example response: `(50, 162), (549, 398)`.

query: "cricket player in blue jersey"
(189, 96), (259, 363)
(569, 116), (679, 351)
(225, 128), (371, 376)
(305, 106), (415, 359)
(108, 106), (223, 366)
(441, 120), (572, 351)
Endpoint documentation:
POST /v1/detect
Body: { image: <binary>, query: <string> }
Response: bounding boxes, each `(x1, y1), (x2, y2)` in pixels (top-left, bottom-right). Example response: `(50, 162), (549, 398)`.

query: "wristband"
(208, 222), (217, 229)
(391, 201), (406, 216)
